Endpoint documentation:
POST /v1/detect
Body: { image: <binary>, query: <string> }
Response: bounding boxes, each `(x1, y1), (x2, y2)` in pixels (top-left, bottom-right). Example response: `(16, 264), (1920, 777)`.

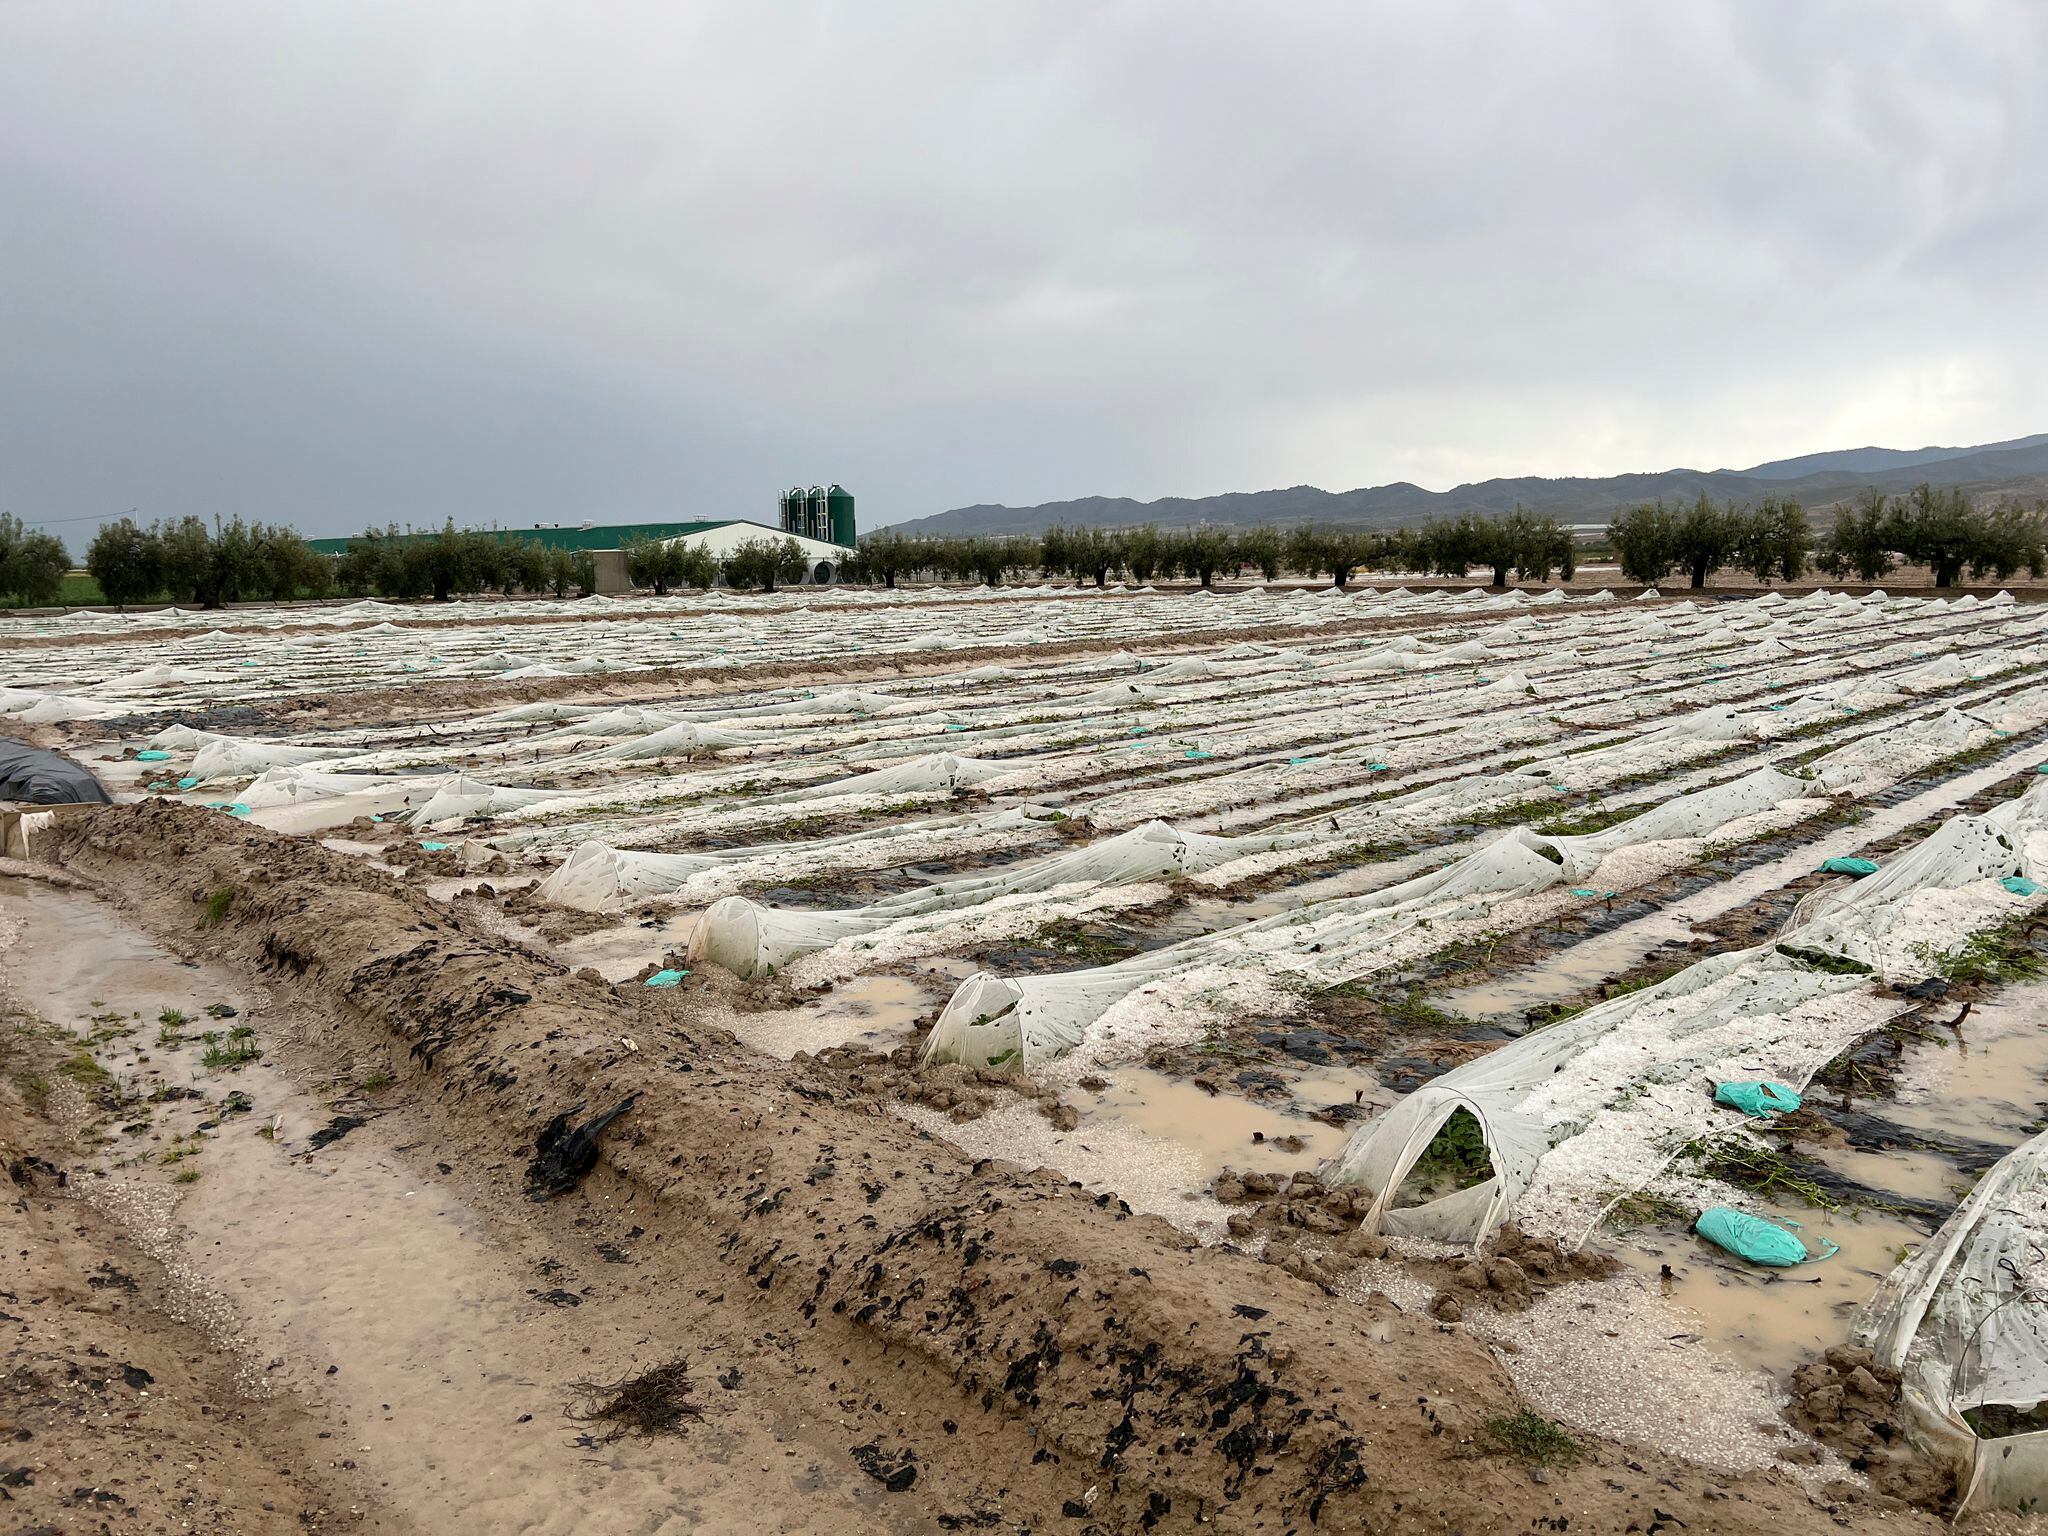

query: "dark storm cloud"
(2, 1), (2043, 543)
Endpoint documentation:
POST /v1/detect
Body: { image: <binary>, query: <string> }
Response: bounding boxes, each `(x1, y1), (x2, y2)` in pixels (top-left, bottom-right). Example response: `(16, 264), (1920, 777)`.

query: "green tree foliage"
(1171, 526), (1238, 589)
(1121, 525), (1168, 584)
(86, 517), (161, 607)
(1234, 526), (1282, 582)
(1063, 526), (1127, 588)
(1606, 502), (1675, 586)
(0, 514), (69, 607)
(721, 537), (808, 592)
(82, 515), (327, 608)
(1822, 483), (2048, 589)
(1733, 495), (1812, 584)
(622, 535), (716, 595)
(1669, 495), (1741, 590)
(1890, 483), (1979, 588)
(1286, 526), (1378, 588)
(1815, 488), (1893, 582)
(856, 529), (914, 589)
(1971, 499), (2048, 581)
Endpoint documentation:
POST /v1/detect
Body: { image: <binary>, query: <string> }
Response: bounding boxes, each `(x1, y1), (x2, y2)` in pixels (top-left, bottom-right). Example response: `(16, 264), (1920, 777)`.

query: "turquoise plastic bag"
(135, 748), (171, 761)
(1818, 856), (1879, 877)
(177, 776), (199, 789)
(644, 968), (689, 988)
(2003, 875), (2041, 896)
(1714, 1080), (1802, 1116)
(419, 840), (449, 851)
(1695, 1206), (1837, 1267)
(1184, 749), (1212, 759)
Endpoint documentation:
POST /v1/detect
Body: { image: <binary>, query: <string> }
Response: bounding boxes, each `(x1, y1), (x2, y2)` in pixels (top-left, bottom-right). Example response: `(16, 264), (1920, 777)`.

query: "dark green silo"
(826, 484), (855, 547)
(781, 487), (806, 536)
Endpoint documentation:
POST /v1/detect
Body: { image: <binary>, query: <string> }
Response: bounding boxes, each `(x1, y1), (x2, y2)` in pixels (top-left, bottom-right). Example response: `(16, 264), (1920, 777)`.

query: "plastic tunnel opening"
(1390, 1106), (1497, 1210)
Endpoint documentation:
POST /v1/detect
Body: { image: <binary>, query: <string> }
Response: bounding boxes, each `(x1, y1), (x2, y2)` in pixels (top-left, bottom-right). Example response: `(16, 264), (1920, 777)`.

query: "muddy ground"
(3, 802), (2018, 1533)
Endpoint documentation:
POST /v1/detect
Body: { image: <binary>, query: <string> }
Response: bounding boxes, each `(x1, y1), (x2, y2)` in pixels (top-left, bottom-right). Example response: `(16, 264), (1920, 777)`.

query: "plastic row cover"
(690, 818), (1305, 979)
(1857, 1127), (2048, 1511)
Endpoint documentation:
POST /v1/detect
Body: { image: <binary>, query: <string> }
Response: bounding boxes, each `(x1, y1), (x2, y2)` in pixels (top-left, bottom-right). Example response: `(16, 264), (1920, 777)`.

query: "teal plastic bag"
(177, 776), (199, 789)
(644, 968), (689, 988)
(1818, 856), (1879, 877)
(1184, 749), (1212, 759)
(1715, 1080), (1802, 1116)
(2003, 875), (2041, 896)
(136, 748), (171, 761)
(1695, 1206), (1837, 1267)
(419, 840), (449, 851)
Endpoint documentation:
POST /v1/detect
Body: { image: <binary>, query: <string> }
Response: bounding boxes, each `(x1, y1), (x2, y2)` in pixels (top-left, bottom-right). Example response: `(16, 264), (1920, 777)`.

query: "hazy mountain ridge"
(888, 434), (2048, 537)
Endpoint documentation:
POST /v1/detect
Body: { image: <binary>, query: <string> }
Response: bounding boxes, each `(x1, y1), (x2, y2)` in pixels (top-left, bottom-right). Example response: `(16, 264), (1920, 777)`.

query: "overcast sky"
(3, 2), (2044, 543)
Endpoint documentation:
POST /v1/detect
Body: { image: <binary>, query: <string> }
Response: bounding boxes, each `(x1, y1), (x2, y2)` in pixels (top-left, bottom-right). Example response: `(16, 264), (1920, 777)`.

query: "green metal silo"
(826, 484), (855, 547)
(780, 487), (805, 536)
(801, 485), (823, 542)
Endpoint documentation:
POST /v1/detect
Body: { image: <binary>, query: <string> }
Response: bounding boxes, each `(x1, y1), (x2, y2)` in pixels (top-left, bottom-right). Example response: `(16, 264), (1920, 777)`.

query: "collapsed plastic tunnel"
(1858, 1124), (2048, 1512)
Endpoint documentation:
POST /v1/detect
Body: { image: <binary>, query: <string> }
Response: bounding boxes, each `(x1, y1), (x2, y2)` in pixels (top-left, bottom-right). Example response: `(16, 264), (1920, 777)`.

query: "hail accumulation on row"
(10, 578), (2048, 1507)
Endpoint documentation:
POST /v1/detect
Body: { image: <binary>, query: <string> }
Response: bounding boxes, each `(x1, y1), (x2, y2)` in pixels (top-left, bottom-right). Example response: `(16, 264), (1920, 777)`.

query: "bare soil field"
(7, 579), (2048, 1533)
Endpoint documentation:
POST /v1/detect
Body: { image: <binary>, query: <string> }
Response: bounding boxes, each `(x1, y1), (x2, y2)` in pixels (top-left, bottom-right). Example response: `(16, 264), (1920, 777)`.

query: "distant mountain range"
(886, 432), (2048, 538)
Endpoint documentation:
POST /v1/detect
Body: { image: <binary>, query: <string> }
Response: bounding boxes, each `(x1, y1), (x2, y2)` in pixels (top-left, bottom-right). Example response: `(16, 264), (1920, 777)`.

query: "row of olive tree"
(0, 514), (72, 607)
(623, 535), (817, 594)
(847, 512), (1576, 592)
(86, 515), (332, 608)
(1606, 495), (1813, 589)
(1607, 487), (2046, 590)
(1814, 486), (2046, 586)
(331, 523), (597, 601)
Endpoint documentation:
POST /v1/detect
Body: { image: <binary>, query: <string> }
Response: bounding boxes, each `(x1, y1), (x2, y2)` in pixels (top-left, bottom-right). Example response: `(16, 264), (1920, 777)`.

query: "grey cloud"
(2, 1), (2044, 544)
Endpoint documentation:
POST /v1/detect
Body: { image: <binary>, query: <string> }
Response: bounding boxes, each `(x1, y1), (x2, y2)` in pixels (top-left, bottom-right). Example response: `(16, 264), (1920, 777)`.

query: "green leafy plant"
(1477, 1410), (1583, 1468)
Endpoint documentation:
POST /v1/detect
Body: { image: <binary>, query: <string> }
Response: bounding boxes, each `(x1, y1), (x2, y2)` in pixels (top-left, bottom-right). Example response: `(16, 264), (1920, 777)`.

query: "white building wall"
(661, 520), (854, 584)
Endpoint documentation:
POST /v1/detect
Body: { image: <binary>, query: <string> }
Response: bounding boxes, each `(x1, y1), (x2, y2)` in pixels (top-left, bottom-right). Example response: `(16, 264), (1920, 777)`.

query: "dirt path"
(0, 877), (1004, 1533)
(4, 805), (2017, 1533)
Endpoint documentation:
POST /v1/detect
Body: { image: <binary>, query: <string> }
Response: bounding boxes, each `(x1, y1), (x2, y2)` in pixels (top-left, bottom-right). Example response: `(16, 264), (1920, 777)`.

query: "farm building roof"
(303, 521), (733, 555)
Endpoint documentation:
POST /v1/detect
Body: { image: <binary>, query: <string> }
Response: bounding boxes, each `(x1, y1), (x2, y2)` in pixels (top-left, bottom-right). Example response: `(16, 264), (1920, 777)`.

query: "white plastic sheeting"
(536, 839), (738, 909)
(188, 737), (345, 783)
(1784, 787), (2047, 974)
(1320, 948), (1875, 1244)
(690, 818), (1297, 979)
(407, 775), (573, 827)
(922, 762), (1815, 1072)
(922, 832), (1568, 1071)
(533, 806), (1063, 910)
(563, 721), (761, 762)
(1857, 1127), (2048, 1511)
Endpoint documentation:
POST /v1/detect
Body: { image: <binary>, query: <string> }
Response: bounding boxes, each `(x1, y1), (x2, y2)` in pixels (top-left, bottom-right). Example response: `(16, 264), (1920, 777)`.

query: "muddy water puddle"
(1076, 1064), (1361, 1181)
(1603, 1199), (1923, 1368)
(1437, 921), (1691, 1021)
(547, 910), (699, 980)
(725, 972), (935, 1060)
(1597, 990), (2048, 1378)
